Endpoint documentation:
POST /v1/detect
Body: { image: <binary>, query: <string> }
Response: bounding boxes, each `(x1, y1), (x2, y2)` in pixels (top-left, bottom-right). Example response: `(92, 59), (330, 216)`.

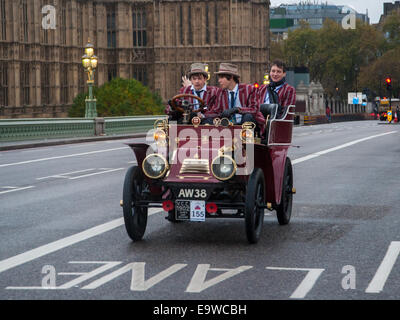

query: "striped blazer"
(206, 84), (266, 130)
(165, 85), (218, 115)
(257, 83), (296, 108)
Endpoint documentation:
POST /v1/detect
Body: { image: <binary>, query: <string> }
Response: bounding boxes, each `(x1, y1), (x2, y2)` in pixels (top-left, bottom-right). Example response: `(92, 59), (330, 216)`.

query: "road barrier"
(303, 113), (375, 125)
(0, 116), (166, 142)
(0, 113), (376, 142)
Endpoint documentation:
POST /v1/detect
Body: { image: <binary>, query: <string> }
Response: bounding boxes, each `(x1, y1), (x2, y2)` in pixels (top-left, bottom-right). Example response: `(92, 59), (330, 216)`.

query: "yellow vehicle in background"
(378, 98), (390, 121)
(378, 98), (399, 121)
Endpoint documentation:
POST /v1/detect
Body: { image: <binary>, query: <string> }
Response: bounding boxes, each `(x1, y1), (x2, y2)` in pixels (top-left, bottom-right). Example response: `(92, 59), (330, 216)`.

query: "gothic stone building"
(0, 0), (270, 118)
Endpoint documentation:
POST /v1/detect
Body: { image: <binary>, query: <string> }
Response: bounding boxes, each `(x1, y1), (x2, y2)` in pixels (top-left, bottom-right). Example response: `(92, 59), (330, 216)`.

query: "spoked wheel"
(122, 166), (148, 241)
(245, 168), (266, 244)
(276, 157), (293, 225)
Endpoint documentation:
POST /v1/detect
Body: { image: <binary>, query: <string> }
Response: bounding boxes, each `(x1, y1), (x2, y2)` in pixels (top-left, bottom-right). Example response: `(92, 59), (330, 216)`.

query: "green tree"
(281, 18), (389, 99)
(69, 78), (164, 117)
(269, 32), (285, 62)
(284, 21), (318, 68)
(358, 47), (400, 98)
(382, 10), (400, 47)
(313, 19), (367, 97)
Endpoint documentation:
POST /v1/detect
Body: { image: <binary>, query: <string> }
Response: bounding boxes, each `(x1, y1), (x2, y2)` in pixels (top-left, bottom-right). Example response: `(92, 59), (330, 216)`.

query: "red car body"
(122, 102), (296, 244)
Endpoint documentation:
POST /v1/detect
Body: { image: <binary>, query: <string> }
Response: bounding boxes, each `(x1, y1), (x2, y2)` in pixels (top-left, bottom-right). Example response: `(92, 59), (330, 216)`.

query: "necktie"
(230, 91), (235, 109)
(196, 90), (202, 97)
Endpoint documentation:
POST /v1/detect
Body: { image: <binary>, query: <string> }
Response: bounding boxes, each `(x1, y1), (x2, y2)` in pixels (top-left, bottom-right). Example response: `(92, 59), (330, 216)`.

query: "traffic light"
(385, 77), (392, 91)
(254, 82), (259, 89)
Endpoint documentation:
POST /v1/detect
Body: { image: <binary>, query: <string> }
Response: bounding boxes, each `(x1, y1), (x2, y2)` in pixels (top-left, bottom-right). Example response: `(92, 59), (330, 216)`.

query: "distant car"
(121, 93), (296, 244)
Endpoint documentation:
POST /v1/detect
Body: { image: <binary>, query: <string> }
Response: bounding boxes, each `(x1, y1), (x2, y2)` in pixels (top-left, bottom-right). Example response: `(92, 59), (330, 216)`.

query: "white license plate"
(190, 200), (205, 222)
(175, 200), (206, 221)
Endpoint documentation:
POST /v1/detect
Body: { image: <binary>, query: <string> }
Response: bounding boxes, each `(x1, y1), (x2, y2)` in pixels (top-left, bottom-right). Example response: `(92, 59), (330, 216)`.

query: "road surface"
(0, 120), (399, 302)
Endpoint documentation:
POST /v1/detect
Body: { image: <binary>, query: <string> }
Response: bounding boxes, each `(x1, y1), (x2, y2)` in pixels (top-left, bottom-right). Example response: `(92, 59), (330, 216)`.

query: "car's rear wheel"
(123, 166), (148, 241)
(245, 168), (265, 244)
(276, 157), (293, 225)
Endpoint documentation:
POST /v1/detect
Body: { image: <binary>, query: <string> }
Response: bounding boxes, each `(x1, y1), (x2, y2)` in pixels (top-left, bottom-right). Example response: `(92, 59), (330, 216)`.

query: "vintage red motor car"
(121, 94), (296, 244)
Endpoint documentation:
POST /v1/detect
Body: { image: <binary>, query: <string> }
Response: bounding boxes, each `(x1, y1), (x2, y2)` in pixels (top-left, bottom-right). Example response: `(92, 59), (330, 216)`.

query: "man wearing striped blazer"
(257, 59), (296, 118)
(205, 63), (265, 133)
(165, 63), (218, 123)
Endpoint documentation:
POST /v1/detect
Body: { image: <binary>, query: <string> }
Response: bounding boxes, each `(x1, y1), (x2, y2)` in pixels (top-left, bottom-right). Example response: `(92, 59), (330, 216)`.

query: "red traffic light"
(385, 78), (392, 84)
(254, 82), (259, 88)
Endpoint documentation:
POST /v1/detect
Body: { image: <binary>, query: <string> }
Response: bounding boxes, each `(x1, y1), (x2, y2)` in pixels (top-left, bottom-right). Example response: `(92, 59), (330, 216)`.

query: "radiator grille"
(180, 159), (210, 174)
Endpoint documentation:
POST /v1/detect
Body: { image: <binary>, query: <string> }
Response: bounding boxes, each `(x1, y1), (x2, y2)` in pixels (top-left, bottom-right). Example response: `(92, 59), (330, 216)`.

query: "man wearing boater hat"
(206, 63), (265, 132)
(165, 63), (218, 122)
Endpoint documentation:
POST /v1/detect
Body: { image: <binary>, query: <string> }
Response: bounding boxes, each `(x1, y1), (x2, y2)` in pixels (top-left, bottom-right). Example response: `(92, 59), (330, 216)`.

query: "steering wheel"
(170, 94), (206, 113)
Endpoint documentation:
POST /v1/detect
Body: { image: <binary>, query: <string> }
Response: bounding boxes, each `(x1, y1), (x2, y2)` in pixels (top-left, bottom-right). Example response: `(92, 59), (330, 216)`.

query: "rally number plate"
(175, 200), (205, 222)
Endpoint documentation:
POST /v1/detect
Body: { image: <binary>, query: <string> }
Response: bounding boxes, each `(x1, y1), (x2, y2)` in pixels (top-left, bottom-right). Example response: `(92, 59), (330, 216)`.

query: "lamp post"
(82, 40), (98, 118)
(204, 63), (210, 82)
(354, 66), (358, 113)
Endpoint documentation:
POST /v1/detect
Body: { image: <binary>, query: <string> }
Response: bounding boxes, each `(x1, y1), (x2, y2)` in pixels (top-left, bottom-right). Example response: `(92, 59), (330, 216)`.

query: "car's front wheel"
(122, 166), (148, 241)
(245, 168), (265, 244)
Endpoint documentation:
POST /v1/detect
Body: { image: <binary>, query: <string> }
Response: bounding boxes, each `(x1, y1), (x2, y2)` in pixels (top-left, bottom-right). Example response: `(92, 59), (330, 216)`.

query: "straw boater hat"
(187, 63), (209, 78)
(215, 63), (240, 78)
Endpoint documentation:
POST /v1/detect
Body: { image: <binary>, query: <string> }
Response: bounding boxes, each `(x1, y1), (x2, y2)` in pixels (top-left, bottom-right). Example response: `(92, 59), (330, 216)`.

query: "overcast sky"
(270, 0), (387, 24)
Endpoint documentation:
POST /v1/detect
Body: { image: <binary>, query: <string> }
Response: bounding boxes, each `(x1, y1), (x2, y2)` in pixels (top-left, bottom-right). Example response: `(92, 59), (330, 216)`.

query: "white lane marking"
(0, 186), (35, 195)
(0, 147), (130, 168)
(37, 169), (96, 180)
(186, 265), (253, 293)
(36, 168), (125, 181)
(0, 208), (161, 274)
(83, 262), (188, 291)
(6, 261), (122, 290)
(266, 267), (325, 299)
(292, 131), (397, 165)
(365, 241), (400, 293)
(68, 168), (124, 180)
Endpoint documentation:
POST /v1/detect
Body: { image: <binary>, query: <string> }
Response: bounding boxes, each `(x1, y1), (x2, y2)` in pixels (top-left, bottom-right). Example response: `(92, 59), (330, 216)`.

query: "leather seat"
(260, 104), (279, 144)
(260, 103), (278, 119)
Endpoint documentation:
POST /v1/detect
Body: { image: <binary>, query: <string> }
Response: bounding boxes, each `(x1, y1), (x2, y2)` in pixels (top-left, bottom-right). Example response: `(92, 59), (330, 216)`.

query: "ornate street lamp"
(82, 40), (98, 118)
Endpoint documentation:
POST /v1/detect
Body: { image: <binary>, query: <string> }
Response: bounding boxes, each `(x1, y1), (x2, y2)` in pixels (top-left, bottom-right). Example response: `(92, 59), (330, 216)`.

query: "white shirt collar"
(191, 84), (207, 92)
(229, 84), (239, 94)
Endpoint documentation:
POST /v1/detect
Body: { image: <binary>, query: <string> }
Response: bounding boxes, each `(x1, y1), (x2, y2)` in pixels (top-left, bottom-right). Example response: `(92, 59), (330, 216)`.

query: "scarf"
(266, 77), (286, 104)
(269, 77), (286, 90)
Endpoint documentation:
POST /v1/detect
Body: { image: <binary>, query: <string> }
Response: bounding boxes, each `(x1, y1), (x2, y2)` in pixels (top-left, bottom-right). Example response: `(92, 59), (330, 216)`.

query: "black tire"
(245, 168), (265, 244)
(122, 166), (148, 241)
(276, 157), (293, 225)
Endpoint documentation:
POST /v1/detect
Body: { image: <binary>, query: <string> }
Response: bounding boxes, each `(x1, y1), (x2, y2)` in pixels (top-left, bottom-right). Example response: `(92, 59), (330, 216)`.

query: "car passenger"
(257, 59), (296, 119)
(205, 63), (265, 133)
